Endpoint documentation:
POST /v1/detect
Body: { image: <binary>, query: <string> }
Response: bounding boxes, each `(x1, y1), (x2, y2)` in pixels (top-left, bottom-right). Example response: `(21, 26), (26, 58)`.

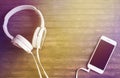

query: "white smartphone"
(87, 36), (117, 74)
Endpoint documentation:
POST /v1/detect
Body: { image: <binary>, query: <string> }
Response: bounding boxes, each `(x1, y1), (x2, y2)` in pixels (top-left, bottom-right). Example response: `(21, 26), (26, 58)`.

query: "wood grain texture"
(0, 0), (120, 78)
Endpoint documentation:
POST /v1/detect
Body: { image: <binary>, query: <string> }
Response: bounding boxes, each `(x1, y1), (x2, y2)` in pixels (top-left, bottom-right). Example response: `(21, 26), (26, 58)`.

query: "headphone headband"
(3, 5), (45, 40)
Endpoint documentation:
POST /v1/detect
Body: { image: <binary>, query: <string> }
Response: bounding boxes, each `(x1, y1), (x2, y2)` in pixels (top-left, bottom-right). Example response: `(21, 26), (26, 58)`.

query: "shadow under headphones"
(3, 5), (46, 53)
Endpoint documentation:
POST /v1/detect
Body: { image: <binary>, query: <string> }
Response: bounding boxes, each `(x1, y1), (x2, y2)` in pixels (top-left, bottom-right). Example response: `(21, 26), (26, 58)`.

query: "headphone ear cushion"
(37, 27), (46, 49)
(32, 27), (41, 48)
(12, 35), (33, 53)
(32, 27), (46, 49)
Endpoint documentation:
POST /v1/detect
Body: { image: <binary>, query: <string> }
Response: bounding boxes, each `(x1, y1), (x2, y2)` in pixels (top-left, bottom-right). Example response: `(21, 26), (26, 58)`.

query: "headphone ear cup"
(32, 27), (46, 49)
(12, 35), (33, 53)
(36, 27), (46, 49)
(32, 27), (41, 48)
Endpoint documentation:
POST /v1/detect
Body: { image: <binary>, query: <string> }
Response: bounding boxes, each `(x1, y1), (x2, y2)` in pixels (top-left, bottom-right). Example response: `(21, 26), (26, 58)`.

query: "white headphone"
(3, 5), (49, 78)
(3, 5), (46, 53)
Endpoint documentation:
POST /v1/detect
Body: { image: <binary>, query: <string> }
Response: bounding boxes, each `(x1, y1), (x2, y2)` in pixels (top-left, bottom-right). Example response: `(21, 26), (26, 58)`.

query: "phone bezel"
(87, 36), (117, 74)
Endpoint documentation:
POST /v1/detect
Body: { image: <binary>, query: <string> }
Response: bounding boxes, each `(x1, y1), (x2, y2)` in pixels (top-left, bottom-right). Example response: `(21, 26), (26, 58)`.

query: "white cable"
(31, 52), (43, 78)
(37, 48), (49, 78)
(76, 68), (90, 78)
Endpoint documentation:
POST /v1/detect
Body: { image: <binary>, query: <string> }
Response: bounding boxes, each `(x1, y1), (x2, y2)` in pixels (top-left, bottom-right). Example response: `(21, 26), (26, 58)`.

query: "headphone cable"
(37, 48), (49, 78)
(31, 52), (43, 78)
(76, 68), (90, 78)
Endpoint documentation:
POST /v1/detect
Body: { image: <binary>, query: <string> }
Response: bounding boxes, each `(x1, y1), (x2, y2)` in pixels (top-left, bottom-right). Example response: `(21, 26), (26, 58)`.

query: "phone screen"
(90, 40), (115, 70)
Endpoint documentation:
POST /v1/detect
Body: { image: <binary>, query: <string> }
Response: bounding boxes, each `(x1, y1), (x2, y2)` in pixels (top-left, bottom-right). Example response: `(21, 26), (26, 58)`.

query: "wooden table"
(0, 0), (120, 78)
